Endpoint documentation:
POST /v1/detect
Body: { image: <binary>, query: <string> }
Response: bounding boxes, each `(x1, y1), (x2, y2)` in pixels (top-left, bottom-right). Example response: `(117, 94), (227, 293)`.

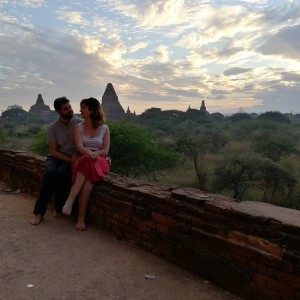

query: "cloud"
(281, 71), (300, 82)
(0, 12), (18, 23)
(109, 0), (186, 29)
(154, 45), (169, 63)
(56, 10), (88, 26)
(0, 0), (46, 8)
(224, 67), (253, 76)
(128, 42), (148, 53)
(257, 24), (300, 61)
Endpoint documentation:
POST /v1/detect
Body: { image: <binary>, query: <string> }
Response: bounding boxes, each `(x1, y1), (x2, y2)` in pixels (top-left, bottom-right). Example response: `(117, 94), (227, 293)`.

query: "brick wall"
(1, 149), (300, 299)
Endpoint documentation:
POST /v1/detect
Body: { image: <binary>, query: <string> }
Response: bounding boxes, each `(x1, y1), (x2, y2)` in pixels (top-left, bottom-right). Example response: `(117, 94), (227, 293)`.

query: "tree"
(30, 130), (49, 156)
(214, 152), (297, 203)
(175, 125), (227, 189)
(214, 152), (262, 201)
(258, 111), (289, 123)
(252, 138), (298, 162)
(108, 122), (178, 177)
(227, 112), (251, 122)
(2, 105), (28, 123)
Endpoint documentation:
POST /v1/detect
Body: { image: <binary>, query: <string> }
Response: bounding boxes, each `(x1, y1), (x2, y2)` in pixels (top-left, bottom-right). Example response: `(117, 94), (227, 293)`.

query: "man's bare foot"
(30, 214), (43, 225)
(75, 223), (86, 231)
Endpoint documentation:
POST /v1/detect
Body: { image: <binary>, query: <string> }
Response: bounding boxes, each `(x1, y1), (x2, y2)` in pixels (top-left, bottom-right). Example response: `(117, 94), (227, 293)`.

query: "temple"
(101, 83), (126, 122)
(28, 94), (52, 122)
(199, 100), (210, 116)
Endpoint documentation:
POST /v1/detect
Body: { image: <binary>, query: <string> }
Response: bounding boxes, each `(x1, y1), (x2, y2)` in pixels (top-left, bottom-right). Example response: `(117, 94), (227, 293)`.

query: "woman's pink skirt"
(72, 154), (110, 183)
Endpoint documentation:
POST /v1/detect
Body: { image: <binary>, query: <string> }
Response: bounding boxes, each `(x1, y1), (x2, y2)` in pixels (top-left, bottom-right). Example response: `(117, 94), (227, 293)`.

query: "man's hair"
(53, 96), (70, 111)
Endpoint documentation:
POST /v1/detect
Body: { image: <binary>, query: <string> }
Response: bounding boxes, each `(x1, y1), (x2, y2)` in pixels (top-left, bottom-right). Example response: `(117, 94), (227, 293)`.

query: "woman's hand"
(88, 151), (99, 161)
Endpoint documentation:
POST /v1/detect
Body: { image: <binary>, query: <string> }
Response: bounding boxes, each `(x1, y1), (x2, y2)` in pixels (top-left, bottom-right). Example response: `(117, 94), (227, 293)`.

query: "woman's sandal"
(30, 215), (43, 225)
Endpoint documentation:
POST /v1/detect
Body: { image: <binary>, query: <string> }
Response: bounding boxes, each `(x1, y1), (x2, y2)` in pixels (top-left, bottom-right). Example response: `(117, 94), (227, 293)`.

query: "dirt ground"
(0, 181), (242, 300)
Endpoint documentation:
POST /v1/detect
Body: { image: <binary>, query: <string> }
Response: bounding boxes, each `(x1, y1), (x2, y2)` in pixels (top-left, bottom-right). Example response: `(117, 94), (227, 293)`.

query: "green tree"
(175, 126), (227, 189)
(109, 122), (178, 177)
(252, 138), (297, 162)
(214, 152), (297, 203)
(2, 105), (28, 123)
(227, 112), (251, 122)
(30, 130), (49, 155)
(258, 111), (289, 123)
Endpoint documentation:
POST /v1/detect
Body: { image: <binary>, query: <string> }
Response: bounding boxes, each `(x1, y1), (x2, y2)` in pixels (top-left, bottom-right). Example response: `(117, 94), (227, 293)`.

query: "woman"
(62, 97), (110, 230)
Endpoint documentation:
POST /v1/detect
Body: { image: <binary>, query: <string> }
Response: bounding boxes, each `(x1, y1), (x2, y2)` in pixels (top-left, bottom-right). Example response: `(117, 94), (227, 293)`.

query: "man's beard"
(61, 112), (73, 120)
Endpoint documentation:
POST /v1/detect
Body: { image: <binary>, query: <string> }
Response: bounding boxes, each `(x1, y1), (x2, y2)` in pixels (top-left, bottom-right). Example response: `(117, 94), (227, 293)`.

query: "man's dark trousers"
(33, 156), (72, 216)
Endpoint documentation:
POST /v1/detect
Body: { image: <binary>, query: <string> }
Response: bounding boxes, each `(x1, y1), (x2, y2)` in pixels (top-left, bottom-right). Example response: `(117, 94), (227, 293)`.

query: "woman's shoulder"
(76, 122), (84, 131)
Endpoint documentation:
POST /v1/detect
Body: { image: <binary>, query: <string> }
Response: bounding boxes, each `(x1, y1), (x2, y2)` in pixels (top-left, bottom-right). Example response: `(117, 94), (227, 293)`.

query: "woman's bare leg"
(62, 172), (85, 215)
(76, 179), (94, 230)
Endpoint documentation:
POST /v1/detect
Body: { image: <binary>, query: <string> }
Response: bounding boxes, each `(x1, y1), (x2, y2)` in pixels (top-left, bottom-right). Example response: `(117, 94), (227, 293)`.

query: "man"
(30, 97), (82, 225)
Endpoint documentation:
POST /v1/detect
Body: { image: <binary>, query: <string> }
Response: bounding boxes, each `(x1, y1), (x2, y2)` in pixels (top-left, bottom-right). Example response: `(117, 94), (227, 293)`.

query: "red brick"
(257, 262), (279, 279)
(204, 202), (227, 213)
(252, 272), (294, 296)
(124, 227), (140, 242)
(258, 255), (293, 273)
(278, 271), (300, 289)
(226, 231), (283, 258)
(156, 223), (169, 234)
(294, 264), (300, 276)
(136, 221), (154, 234)
(119, 213), (130, 224)
(151, 212), (177, 228)
(250, 281), (291, 300)
(114, 200), (133, 212)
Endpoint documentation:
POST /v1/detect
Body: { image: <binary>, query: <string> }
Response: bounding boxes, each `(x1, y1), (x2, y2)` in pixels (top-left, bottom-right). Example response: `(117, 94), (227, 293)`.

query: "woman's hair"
(80, 97), (106, 128)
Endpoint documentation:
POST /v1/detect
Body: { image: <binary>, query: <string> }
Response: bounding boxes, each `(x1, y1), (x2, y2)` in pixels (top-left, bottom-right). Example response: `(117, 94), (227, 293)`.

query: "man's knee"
(56, 164), (71, 179)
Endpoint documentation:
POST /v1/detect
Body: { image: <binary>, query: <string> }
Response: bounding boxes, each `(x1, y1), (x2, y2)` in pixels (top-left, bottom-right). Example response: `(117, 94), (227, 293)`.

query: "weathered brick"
(222, 231), (283, 258)
(252, 272), (294, 296)
(257, 262), (279, 279)
(278, 271), (300, 289)
(151, 212), (177, 228)
(258, 255), (293, 273)
(250, 281), (291, 300)
(156, 223), (169, 234)
(113, 200), (133, 212)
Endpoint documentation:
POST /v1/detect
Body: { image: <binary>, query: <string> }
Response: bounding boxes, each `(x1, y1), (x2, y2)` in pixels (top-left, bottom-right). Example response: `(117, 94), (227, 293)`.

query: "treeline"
(129, 109), (300, 210)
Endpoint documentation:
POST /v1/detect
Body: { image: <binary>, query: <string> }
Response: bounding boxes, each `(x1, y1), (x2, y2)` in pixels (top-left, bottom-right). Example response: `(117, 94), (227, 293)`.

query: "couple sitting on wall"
(30, 96), (110, 231)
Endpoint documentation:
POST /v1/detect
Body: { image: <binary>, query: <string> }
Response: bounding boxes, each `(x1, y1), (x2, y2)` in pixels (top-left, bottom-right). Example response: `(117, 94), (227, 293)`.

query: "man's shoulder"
(47, 119), (60, 130)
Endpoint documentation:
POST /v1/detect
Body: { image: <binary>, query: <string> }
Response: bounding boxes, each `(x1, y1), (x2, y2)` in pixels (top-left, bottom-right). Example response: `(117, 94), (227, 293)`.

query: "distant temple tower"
(29, 94), (52, 121)
(200, 100), (210, 116)
(101, 83), (125, 122)
(125, 106), (136, 119)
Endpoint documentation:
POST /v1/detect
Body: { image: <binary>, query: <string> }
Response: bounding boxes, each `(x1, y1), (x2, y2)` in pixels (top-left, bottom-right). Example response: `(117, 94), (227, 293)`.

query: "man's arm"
(48, 142), (72, 163)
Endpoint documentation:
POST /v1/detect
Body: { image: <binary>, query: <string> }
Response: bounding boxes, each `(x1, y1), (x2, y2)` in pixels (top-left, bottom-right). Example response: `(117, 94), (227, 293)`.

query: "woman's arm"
(74, 124), (101, 161)
(96, 127), (110, 156)
(73, 125), (92, 155)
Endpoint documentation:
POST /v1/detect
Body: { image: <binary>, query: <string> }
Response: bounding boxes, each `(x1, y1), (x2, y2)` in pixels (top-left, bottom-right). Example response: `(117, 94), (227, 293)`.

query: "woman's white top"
(77, 122), (108, 151)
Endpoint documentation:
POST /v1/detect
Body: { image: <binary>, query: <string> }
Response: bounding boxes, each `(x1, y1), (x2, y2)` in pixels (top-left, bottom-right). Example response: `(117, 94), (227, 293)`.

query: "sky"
(0, 0), (300, 116)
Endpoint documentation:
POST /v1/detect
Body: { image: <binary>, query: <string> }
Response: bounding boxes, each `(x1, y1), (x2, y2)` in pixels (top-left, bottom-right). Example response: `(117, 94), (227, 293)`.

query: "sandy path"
(0, 181), (241, 300)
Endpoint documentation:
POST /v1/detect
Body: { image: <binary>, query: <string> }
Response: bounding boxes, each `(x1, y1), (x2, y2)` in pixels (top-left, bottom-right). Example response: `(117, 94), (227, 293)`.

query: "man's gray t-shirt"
(47, 117), (82, 158)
